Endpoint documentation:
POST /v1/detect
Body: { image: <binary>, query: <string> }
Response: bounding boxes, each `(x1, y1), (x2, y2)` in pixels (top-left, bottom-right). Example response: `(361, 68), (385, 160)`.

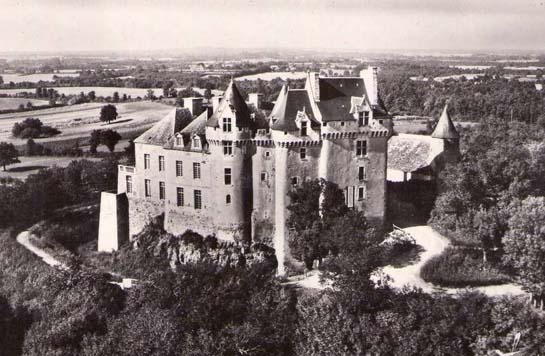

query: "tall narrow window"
(144, 179), (151, 197)
(224, 168), (232, 185)
(358, 166), (366, 181)
(226, 194), (231, 204)
(193, 162), (201, 179)
(192, 136), (201, 149)
(144, 154), (150, 169)
(223, 140), (233, 155)
(358, 111), (370, 126)
(158, 156), (165, 171)
(300, 147), (307, 160)
(358, 186), (366, 200)
(176, 187), (184, 206)
(126, 175), (133, 193)
(159, 181), (165, 200)
(176, 161), (183, 177)
(175, 136), (183, 146)
(194, 190), (202, 209)
(356, 140), (367, 157)
(223, 117), (232, 132)
(300, 121), (308, 136)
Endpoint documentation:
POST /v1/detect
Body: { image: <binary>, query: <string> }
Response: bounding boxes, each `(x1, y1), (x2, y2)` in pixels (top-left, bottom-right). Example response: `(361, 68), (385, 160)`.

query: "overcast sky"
(1, 0), (544, 53)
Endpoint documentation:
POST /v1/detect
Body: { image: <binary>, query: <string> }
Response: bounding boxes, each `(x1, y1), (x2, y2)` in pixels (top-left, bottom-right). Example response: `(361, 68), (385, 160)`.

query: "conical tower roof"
(206, 80), (252, 129)
(431, 103), (459, 139)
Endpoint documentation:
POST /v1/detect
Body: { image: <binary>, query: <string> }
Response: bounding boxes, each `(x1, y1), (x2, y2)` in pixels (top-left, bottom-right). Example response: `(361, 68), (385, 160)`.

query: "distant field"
(237, 71), (307, 81)
(0, 97), (49, 110)
(0, 100), (173, 147)
(0, 87), (156, 98)
(1, 73), (79, 83)
(0, 156), (100, 180)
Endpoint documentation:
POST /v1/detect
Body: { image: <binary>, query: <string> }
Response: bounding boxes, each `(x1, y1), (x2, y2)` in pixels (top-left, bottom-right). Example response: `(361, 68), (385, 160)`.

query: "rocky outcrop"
(133, 215), (276, 270)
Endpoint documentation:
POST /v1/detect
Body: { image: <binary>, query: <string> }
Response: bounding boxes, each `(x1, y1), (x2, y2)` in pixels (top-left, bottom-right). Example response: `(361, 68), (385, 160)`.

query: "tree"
(26, 101), (33, 109)
(124, 139), (135, 165)
(99, 104), (118, 124)
(503, 196), (545, 294)
(286, 179), (348, 268)
(88, 91), (96, 101)
(113, 91), (120, 103)
(146, 89), (155, 100)
(0, 75), (3, 85)
(101, 129), (122, 153)
(0, 142), (20, 171)
(89, 129), (102, 154)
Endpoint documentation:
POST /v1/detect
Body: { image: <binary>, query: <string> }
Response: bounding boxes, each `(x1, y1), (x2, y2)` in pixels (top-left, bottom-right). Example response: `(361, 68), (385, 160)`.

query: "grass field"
(1, 73), (80, 84)
(0, 156), (101, 180)
(0, 97), (49, 110)
(0, 87), (157, 98)
(0, 100), (173, 147)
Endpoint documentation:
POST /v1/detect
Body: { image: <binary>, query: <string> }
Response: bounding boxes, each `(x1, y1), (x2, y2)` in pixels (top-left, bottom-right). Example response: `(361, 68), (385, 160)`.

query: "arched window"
(226, 194), (231, 204)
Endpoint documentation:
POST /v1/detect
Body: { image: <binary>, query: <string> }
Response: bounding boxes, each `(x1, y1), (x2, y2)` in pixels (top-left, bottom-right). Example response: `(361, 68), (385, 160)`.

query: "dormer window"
(175, 135), (183, 146)
(358, 111), (370, 126)
(223, 117), (232, 132)
(301, 121), (308, 136)
(192, 136), (201, 149)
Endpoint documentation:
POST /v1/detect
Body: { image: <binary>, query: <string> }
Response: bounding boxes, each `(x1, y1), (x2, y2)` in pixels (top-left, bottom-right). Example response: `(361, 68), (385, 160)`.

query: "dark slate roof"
(270, 88), (316, 131)
(206, 80), (252, 129)
(388, 135), (431, 172)
(431, 104), (459, 139)
(134, 108), (178, 145)
(181, 110), (208, 135)
(319, 77), (366, 100)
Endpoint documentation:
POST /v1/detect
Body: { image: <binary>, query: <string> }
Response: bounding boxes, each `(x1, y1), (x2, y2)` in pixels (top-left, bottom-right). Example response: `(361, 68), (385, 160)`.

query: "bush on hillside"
(12, 118), (60, 139)
(421, 246), (510, 288)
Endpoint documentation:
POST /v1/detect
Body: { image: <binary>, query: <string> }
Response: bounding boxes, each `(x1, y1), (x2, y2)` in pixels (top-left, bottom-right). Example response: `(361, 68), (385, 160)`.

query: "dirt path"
(382, 226), (526, 297)
(16, 231), (67, 269)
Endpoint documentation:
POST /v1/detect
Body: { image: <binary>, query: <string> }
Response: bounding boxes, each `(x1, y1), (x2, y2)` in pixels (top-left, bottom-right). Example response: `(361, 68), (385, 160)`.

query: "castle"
(107, 68), (395, 275)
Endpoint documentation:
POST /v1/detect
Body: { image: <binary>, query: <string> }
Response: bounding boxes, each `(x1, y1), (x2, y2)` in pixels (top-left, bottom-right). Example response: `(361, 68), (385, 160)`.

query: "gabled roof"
(135, 108), (179, 145)
(206, 80), (252, 129)
(431, 104), (459, 139)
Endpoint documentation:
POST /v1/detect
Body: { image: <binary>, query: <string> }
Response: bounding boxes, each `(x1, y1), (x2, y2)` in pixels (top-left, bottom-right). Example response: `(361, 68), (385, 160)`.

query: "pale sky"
(1, 0), (545, 53)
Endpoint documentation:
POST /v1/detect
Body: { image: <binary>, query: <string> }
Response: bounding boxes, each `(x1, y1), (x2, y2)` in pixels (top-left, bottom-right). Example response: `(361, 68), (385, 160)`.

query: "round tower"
(205, 80), (254, 244)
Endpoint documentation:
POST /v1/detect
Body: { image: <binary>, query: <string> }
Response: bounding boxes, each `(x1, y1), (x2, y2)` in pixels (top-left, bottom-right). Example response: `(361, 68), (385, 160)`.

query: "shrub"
(421, 247), (510, 288)
(12, 118), (61, 139)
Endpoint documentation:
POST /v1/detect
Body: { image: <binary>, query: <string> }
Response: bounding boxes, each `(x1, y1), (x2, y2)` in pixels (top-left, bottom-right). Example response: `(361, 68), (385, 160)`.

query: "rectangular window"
(158, 156), (165, 171)
(176, 161), (183, 177)
(261, 172), (267, 181)
(300, 147), (307, 160)
(176, 187), (184, 206)
(126, 175), (133, 193)
(144, 154), (150, 169)
(193, 162), (201, 179)
(358, 186), (366, 200)
(301, 121), (307, 136)
(291, 177), (299, 186)
(159, 181), (165, 200)
(223, 117), (232, 132)
(358, 166), (366, 181)
(176, 136), (183, 146)
(358, 111), (370, 126)
(356, 140), (367, 157)
(194, 190), (202, 209)
(192, 137), (201, 149)
(224, 168), (232, 185)
(144, 179), (151, 197)
(223, 140), (233, 155)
